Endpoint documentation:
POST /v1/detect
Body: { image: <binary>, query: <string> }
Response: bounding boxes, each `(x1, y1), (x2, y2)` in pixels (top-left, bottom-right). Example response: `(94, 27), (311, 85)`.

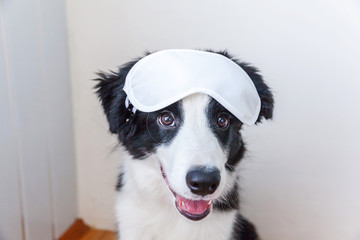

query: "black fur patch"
(122, 102), (183, 158)
(213, 183), (239, 211)
(206, 98), (245, 171)
(232, 214), (261, 240)
(94, 59), (139, 134)
(116, 172), (124, 191)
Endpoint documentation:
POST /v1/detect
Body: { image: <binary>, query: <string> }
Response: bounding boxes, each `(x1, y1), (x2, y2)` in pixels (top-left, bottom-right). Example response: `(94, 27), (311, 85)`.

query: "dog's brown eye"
(158, 112), (175, 127)
(216, 114), (230, 128)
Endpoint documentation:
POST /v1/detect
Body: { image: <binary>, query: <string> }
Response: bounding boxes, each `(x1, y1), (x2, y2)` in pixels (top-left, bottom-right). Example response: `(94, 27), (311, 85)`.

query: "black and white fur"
(95, 50), (274, 240)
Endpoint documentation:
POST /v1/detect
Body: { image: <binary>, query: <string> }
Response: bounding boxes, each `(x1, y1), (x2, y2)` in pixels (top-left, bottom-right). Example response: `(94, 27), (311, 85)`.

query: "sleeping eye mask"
(123, 49), (261, 125)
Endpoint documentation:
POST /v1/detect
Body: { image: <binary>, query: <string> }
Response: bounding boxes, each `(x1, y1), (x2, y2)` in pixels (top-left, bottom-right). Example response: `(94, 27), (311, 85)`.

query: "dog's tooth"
(208, 200), (212, 205)
(182, 201), (185, 207)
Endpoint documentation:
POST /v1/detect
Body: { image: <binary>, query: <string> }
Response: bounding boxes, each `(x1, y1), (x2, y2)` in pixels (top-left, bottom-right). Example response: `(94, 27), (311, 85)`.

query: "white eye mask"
(123, 49), (261, 125)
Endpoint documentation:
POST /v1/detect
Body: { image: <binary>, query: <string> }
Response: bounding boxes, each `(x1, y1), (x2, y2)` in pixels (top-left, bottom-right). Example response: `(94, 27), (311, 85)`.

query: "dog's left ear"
(239, 62), (274, 123)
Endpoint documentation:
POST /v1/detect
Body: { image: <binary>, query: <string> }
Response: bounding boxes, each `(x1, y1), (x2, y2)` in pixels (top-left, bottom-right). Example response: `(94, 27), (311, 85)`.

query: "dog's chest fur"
(116, 156), (237, 240)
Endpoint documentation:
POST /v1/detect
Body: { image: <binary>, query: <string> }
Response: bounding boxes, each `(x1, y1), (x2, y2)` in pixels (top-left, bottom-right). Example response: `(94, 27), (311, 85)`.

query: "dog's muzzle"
(161, 165), (219, 221)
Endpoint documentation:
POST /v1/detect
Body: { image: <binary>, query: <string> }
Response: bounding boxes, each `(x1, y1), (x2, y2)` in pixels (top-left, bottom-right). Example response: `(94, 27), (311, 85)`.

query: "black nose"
(186, 167), (221, 196)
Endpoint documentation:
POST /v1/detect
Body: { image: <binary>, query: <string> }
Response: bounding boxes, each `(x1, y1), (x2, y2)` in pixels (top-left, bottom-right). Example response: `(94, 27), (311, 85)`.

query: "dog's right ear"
(94, 60), (139, 134)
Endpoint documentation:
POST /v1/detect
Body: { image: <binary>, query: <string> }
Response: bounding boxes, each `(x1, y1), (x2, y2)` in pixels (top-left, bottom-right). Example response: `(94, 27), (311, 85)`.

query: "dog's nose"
(186, 167), (220, 196)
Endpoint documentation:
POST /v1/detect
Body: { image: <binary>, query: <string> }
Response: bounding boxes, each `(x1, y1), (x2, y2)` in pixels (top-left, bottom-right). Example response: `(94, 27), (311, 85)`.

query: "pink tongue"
(176, 195), (210, 215)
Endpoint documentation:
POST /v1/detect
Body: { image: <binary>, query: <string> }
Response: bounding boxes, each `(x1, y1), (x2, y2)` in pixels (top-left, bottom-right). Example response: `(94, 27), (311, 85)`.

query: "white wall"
(66, 0), (360, 239)
(0, 0), (76, 239)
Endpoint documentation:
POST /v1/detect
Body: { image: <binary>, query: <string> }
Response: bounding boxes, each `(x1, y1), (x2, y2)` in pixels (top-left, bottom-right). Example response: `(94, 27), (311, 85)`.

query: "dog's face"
(95, 51), (274, 221)
(153, 93), (246, 220)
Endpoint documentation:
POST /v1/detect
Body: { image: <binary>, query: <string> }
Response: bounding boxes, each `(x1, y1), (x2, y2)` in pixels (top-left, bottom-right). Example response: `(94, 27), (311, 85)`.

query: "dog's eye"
(216, 113), (230, 129)
(158, 112), (175, 127)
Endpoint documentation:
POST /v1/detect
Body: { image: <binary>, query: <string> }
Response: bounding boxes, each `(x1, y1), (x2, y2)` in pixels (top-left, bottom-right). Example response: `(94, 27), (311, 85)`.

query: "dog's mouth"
(160, 166), (212, 221)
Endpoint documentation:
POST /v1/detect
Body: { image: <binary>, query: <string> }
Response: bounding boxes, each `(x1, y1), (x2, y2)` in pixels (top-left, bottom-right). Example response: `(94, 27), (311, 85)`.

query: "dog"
(95, 50), (274, 240)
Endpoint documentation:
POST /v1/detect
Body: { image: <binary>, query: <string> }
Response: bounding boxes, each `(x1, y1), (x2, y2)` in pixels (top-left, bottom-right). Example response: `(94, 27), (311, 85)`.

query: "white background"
(66, 0), (360, 239)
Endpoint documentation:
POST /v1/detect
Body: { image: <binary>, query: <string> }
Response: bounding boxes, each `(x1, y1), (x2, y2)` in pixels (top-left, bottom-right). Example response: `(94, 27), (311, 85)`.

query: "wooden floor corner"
(59, 219), (117, 240)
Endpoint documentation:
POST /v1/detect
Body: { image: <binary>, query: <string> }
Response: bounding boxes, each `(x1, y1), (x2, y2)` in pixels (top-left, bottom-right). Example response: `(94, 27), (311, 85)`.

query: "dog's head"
(95, 50), (274, 221)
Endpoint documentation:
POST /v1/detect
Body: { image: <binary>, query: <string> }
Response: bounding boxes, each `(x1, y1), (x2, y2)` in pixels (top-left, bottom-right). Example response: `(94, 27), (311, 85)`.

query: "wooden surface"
(59, 219), (117, 240)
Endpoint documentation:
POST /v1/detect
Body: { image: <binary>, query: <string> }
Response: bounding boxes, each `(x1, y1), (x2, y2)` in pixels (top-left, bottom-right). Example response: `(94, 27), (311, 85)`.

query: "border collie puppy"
(95, 50), (274, 240)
